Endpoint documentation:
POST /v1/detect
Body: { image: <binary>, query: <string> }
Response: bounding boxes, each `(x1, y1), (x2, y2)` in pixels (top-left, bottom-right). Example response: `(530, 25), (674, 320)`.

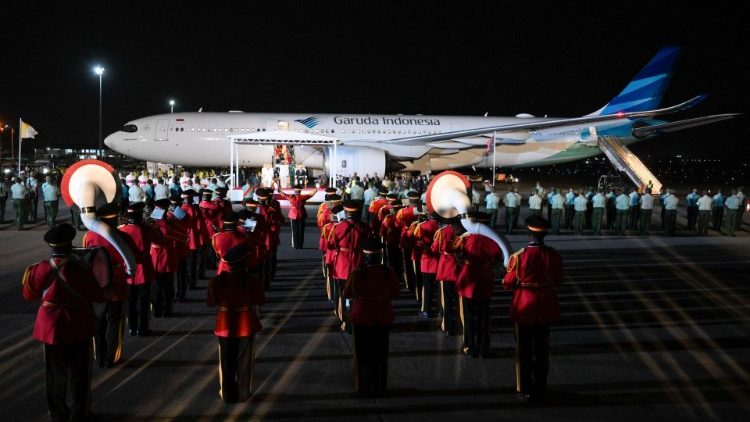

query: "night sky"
(1, 1), (748, 160)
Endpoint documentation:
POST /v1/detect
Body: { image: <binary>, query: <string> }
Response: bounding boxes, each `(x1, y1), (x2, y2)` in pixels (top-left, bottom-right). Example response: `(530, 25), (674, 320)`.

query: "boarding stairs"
(598, 135), (663, 194)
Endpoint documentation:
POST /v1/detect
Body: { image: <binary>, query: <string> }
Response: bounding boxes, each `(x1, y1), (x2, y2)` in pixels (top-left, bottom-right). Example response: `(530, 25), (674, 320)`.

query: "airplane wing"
(631, 113), (741, 137)
(374, 96), (708, 147)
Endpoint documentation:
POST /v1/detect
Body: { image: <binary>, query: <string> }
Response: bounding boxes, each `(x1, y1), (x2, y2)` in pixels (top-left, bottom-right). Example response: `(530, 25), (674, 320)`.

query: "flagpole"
(18, 118), (22, 174)
(492, 131), (497, 187)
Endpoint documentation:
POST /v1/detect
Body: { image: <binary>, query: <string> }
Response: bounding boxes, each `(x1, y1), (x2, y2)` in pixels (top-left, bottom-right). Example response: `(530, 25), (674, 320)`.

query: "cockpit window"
(122, 124), (138, 133)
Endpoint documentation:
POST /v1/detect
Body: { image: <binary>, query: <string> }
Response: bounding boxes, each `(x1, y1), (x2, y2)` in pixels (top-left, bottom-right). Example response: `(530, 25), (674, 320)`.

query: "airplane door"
(155, 119), (169, 141)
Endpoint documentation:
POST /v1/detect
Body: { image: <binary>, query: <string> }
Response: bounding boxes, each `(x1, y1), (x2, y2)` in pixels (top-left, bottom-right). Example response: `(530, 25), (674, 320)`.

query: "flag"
(485, 132), (496, 154)
(20, 120), (39, 139)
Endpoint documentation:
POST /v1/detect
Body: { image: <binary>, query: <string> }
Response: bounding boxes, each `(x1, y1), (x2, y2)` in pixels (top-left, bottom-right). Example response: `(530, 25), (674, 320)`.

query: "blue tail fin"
(590, 46), (682, 116)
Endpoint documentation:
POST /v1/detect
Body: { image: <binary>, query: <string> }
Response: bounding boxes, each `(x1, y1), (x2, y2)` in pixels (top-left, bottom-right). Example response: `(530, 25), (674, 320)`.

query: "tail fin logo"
(295, 117), (320, 128)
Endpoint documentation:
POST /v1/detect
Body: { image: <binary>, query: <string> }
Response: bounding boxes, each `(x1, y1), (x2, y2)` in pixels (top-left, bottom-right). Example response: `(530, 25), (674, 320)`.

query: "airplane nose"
(103, 132), (115, 148)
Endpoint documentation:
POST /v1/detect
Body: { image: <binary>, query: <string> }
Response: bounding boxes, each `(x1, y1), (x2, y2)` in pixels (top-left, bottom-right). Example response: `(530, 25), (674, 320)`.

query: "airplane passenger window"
(121, 124), (138, 133)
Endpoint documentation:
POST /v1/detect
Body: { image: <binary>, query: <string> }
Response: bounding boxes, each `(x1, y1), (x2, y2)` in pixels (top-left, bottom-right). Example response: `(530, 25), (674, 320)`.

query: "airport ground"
(1, 199), (749, 421)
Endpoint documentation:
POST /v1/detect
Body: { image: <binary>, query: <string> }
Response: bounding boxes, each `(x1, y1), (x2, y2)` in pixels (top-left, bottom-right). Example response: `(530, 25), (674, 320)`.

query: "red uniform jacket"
(22, 257), (107, 345)
(402, 220), (422, 261)
(237, 227), (267, 269)
(82, 231), (128, 301)
(329, 218), (368, 280)
(379, 213), (401, 246)
(181, 203), (203, 250)
(368, 198), (389, 233)
(206, 269), (266, 337)
(118, 223), (155, 285)
(166, 212), (190, 259)
(452, 234), (502, 300)
(150, 219), (179, 273)
(212, 230), (250, 274)
(199, 199), (225, 239)
(279, 191), (314, 220)
(432, 225), (460, 282)
(258, 203), (282, 250)
(502, 243), (563, 325)
(344, 264), (401, 326)
(320, 221), (338, 266)
(417, 219), (440, 273)
(316, 203), (329, 229)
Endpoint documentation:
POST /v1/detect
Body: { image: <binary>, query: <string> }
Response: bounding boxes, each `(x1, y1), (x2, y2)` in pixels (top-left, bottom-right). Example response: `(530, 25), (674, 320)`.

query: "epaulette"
(451, 235), (465, 250)
(21, 263), (36, 287)
(506, 247), (525, 272)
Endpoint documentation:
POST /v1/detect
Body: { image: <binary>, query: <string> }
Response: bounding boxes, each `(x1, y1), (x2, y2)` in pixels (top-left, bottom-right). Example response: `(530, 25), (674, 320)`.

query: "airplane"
(104, 47), (738, 181)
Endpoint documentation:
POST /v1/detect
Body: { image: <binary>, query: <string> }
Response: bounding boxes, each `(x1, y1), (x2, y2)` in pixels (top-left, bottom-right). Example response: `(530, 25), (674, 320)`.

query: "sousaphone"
(426, 170), (512, 266)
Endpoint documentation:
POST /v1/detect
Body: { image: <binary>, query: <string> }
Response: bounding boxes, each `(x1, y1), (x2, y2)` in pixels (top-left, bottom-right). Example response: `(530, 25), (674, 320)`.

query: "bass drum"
(72, 247), (112, 317)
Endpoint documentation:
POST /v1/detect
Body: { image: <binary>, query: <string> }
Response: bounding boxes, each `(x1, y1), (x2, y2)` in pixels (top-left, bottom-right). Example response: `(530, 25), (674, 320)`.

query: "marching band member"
(168, 195), (191, 303)
(380, 200), (404, 284)
(81, 202), (128, 367)
(451, 211), (504, 358)
(329, 201), (368, 330)
(433, 219), (462, 335)
(502, 216), (563, 401)
(22, 224), (107, 421)
(150, 198), (180, 317)
(118, 202), (155, 336)
(278, 185), (315, 249)
(207, 243), (266, 403)
(180, 189), (204, 289)
(417, 212), (440, 318)
(212, 212), (249, 275)
(343, 238), (400, 397)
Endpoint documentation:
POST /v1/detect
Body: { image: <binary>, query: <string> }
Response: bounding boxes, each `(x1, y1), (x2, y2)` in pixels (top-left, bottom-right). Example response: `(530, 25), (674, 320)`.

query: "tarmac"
(1, 201), (749, 421)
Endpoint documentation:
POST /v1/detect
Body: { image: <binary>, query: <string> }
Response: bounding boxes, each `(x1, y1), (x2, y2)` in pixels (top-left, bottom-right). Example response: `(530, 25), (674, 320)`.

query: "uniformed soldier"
(26, 172), (39, 222)
(118, 202), (155, 336)
(696, 190), (713, 235)
(502, 216), (563, 401)
(150, 198), (180, 317)
(180, 189), (203, 289)
(573, 189), (588, 235)
(615, 189), (630, 235)
(343, 238), (401, 397)
(432, 220), (462, 335)
(504, 188), (520, 234)
(211, 211), (250, 275)
(22, 224), (108, 420)
(663, 189), (679, 236)
(591, 189), (606, 235)
(42, 175), (61, 229)
(639, 188), (655, 236)
(207, 243), (266, 403)
(168, 195), (191, 302)
(380, 200), (404, 286)
(685, 188), (699, 231)
(712, 189), (725, 232)
(725, 189), (741, 237)
(81, 203), (128, 367)
(329, 201), (369, 331)
(527, 189), (543, 218)
(279, 185), (315, 249)
(452, 212), (504, 358)
(550, 188), (564, 235)
(628, 186), (641, 230)
(11, 177), (28, 230)
(605, 187), (617, 230)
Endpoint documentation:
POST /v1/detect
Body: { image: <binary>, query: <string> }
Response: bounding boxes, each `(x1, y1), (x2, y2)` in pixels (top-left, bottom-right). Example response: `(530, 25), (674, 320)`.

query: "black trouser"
(28, 194), (38, 221)
(187, 249), (199, 289)
(629, 205), (640, 230)
(44, 341), (92, 422)
(421, 273), (437, 315)
(550, 209), (562, 235)
(639, 209), (652, 236)
(697, 210), (711, 235)
(413, 258), (422, 304)
(665, 209), (677, 236)
(197, 244), (209, 278)
(153, 272), (174, 317)
(13, 198), (25, 230)
(218, 335), (255, 403)
(291, 218), (305, 249)
(386, 243), (403, 286)
(514, 324), (551, 395)
(712, 206), (724, 231)
(564, 205), (574, 229)
(176, 257), (188, 302)
(334, 278), (350, 328)
(606, 202), (615, 229)
(45, 200), (59, 229)
(352, 324), (390, 396)
(95, 300), (125, 367)
(128, 283), (152, 334)
(441, 281), (459, 333)
(461, 297), (490, 355)
(0, 195), (6, 222)
(402, 248), (415, 293)
(615, 210), (628, 235)
(686, 205), (698, 230)
(505, 207), (519, 234)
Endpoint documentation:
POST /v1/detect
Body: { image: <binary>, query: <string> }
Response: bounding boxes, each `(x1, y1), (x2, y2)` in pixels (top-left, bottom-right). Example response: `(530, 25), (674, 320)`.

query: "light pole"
(169, 99), (175, 113)
(94, 65), (104, 158)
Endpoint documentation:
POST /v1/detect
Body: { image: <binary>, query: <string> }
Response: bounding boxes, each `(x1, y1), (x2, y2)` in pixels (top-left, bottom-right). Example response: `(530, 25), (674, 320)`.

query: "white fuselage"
(104, 112), (642, 175)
